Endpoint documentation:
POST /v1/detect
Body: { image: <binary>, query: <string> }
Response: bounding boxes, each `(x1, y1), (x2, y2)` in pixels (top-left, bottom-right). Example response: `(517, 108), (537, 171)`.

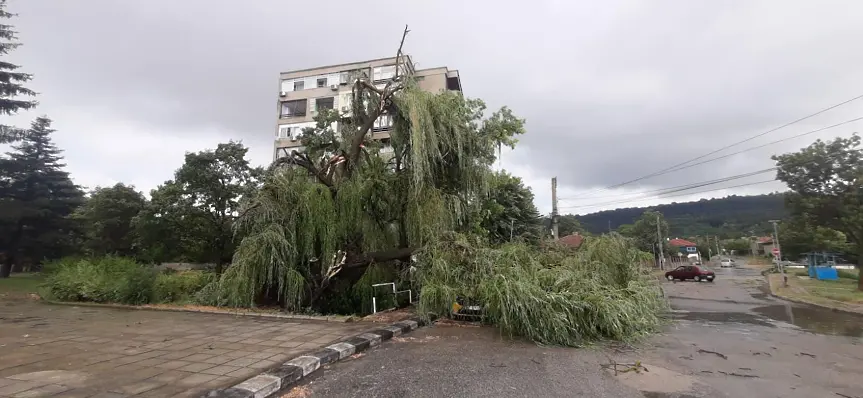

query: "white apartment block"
(274, 55), (462, 160)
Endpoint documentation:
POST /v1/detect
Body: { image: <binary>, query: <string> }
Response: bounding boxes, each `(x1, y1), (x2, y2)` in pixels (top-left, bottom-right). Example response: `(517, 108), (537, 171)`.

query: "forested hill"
(575, 194), (787, 238)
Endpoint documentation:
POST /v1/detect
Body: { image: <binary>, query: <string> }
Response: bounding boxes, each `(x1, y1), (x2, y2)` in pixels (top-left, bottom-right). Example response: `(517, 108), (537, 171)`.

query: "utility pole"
(769, 219), (786, 287)
(656, 213), (665, 270)
(608, 220), (612, 233)
(510, 219), (514, 241)
(715, 235), (721, 256)
(551, 177), (559, 240)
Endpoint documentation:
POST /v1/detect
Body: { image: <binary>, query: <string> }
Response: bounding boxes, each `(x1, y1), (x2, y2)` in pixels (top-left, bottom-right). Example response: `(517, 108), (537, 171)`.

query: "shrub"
(152, 271), (213, 303)
(44, 256), (156, 304)
(416, 233), (666, 346)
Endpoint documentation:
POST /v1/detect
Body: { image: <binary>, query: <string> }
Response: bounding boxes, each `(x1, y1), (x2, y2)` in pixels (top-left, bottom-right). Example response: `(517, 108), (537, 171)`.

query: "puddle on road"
(671, 311), (775, 328)
(752, 304), (863, 337)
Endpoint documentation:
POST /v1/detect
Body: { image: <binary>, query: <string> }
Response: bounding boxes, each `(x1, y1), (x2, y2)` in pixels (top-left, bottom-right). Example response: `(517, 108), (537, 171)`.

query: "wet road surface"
(289, 262), (863, 397)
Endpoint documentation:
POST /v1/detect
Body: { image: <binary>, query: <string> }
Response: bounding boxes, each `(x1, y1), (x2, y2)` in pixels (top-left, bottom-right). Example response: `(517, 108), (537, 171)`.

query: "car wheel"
(667, 275), (675, 281)
(694, 275), (701, 282)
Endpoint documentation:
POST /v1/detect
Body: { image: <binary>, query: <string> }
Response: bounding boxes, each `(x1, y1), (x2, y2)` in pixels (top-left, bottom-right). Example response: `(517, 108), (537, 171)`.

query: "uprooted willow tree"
(205, 31), (525, 312)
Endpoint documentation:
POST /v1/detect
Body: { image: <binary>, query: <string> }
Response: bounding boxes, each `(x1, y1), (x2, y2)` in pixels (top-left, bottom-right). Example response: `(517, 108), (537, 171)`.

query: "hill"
(574, 194), (787, 238)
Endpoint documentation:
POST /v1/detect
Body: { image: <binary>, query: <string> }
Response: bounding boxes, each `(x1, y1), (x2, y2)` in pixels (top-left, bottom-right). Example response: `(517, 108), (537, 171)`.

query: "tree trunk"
(0, 255), (13, 278)
(857, 246), (863, 291)
(307, 246), (418, 307)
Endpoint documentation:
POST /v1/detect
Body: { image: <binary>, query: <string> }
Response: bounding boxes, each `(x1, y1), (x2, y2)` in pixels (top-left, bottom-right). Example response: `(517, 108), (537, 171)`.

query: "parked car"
(720, 258), (734, 268)
(665, 265), (715, 282)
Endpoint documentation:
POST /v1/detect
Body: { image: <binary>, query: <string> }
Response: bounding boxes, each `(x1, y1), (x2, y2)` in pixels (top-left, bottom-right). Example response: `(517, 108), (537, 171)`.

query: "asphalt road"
(287, 261), (863, 398)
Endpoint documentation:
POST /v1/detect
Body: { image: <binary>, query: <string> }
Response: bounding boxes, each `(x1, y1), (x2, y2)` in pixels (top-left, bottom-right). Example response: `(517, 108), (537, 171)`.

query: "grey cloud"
(8, 0), (863, 211)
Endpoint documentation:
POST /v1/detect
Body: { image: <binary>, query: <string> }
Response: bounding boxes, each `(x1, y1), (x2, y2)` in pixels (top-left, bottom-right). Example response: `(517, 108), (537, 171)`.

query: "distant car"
(720, 259), (734, 268)
(665, 265), (715, 282)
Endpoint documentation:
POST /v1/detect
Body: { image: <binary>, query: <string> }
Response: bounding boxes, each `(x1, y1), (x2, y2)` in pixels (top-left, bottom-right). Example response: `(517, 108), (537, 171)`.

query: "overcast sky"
(6, 0), (863, 215)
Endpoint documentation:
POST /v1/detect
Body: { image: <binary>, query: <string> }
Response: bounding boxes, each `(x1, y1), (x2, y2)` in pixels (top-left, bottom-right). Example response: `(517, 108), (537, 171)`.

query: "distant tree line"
(574, 194), (787, 238)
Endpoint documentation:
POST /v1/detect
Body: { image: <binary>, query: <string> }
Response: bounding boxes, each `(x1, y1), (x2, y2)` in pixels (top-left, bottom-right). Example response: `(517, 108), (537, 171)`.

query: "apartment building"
(274, 55), (462, 160)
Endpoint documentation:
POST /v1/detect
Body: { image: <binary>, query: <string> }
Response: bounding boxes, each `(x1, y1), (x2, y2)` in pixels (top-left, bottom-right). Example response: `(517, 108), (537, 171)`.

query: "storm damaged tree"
(773, 135), (863, 291)
(216, 26), (525, 311)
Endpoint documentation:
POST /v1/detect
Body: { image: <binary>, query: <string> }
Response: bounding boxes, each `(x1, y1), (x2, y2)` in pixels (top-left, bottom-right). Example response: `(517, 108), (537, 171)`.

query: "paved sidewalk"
(0, 300), (368, 397)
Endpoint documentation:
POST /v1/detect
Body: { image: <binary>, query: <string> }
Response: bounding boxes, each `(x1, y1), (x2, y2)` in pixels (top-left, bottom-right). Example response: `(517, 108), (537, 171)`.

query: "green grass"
(798, 277), (863, 303)
(0, 273), (45, 295)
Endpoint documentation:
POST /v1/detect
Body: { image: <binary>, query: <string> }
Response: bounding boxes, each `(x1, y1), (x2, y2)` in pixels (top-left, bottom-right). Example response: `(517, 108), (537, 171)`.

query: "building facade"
(274, 56), (462, 160)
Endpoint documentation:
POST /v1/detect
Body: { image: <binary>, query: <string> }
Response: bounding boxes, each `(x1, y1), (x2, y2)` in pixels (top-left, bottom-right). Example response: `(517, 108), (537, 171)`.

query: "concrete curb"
(764, 274), (863, 317)
(42, 300), (354, 323)
(202, 317), (428, 398)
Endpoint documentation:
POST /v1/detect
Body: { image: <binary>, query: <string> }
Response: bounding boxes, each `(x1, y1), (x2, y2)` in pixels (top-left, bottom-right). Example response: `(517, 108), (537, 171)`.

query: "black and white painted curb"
(203, 318), (427, 398)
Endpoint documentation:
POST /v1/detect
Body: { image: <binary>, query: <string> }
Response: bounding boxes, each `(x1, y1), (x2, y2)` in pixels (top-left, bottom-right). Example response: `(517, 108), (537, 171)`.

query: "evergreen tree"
(0, 117), (83, 277)
(0, 0), (38, 142)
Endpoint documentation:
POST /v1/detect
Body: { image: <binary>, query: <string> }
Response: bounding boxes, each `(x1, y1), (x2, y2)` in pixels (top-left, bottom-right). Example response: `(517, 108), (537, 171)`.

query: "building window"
(315, 97), (334, 111)
(317, 78), (327, 88)
(373, 65), (396, 82)
(373, 114), (393, 131)
(281, 99), (307, 117)
(278, 126), (291, 138)
(293, 81), (304, 91)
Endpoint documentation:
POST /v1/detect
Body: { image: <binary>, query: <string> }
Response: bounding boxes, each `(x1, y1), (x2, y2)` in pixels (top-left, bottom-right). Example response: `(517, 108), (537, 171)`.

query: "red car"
(665, 265), (715, 282)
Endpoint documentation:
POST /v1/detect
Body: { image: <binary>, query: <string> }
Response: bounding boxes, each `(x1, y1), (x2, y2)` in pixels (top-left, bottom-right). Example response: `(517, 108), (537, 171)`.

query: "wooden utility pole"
(770, 219), (786, 287)
(656, 213), (664, 270)
(551, 177), (559, 240)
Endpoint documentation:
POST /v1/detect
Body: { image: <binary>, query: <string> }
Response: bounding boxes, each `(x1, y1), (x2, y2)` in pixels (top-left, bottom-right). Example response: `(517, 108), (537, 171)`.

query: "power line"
(560, 169), (778, 210)
(568, 94), (863, 200)
(560, 179), (779, 213)
(559, 167), (777, 202)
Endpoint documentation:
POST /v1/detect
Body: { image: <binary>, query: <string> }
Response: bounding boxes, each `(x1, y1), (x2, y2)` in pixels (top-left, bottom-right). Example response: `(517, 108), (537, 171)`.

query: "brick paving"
(0, 300), (369, 397)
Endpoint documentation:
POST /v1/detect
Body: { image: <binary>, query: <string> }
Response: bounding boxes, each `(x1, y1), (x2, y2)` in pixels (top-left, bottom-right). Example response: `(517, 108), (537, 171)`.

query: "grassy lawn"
(0, 273), (45, 296)
(797, 275), (863, 303)
(770, 269), (863, 314)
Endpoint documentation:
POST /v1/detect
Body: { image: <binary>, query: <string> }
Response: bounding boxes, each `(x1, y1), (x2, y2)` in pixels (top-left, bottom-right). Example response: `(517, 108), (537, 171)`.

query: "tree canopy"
(618, 210), (671, 256)
(477, 171), (541, 244)
(73, 183), (146, 257)
(0, 0), (37, 142)
(773, 134), (863, 290)
(0, 117), (83, 276)
(212, 40), (525, 310)
(134, 142), (261, 271)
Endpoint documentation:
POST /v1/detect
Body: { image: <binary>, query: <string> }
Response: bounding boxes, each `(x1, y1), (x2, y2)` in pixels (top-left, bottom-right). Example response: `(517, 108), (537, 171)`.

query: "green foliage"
(0, 117), (84, 277)
(576, 194), (786, 238)
(723, 238), (751, 254)
(224, 79), (525, 312)
(43, 256), (156, 305)
(72, 183), (146, 256)
(152, 271), (214, 303)
(477, 171), (541, 244)
(416, 233), (665, 345)
(134, 142), (261, 268)
(618, 211), (672, 256)
(0, 0), (38, 142)
(778, 217), (849, 260)
(773, 134), (863, 290)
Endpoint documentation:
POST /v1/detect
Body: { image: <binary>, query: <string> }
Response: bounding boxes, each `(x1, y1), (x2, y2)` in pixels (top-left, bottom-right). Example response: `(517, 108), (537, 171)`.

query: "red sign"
(772, 247), (780, 256)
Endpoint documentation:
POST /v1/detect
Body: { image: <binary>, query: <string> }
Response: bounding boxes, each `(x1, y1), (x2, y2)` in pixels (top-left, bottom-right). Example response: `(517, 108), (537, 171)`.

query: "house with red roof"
(750, 236), (776, 256)
(558, 233), (584, 249)
(669, 238), (698, 256)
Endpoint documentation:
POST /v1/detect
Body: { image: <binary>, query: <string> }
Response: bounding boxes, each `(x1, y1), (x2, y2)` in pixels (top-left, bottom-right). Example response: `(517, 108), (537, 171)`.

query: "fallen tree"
(206, 27), (525, 312)
(416, 233), (667, 345)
